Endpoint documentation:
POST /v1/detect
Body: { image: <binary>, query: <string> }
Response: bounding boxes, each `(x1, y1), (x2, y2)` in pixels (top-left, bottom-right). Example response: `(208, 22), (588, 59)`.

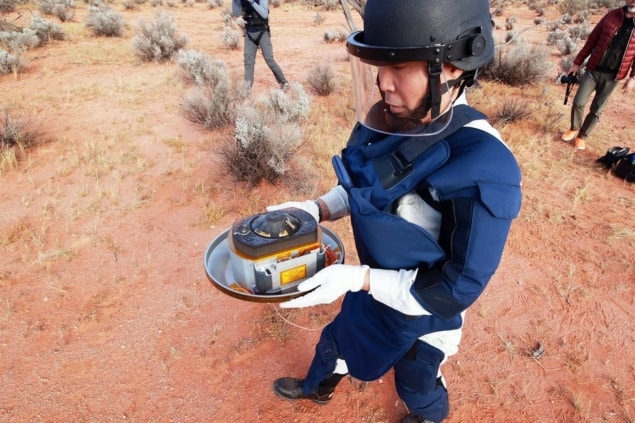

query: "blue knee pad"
(394, 341), (449, 422)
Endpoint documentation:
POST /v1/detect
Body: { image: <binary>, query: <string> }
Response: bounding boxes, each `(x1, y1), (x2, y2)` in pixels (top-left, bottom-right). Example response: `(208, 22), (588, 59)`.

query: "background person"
(266, 0), (522, 422)
(561, 0), (635, 150)
(231, 0), (289, 91)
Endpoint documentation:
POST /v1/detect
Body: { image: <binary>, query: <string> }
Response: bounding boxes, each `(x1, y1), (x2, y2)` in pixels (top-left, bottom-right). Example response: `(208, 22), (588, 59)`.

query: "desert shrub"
(573, 11), (588, 24)
(84, 5), (124, 37)
(122, 0), (139, 10)
(28, 15), (66, 42)
(39, 0), (54, 14)
(0, 0), (16, 13)
(39, 0), (75, 22)
(493, 97), (532, 126)
(482, 44), (552, 86)
(559, 56), (577, 74)
(0, 48), (22, 74)
(306, 61), (335, 96)
(0, 107), (43, 173)
(323, 28), (347, 43)
(546, 28), (567, 45)
(182, 85), (236, 129)
(258, 82), (311, 123)
(544, 19), (564, 32)
(315, 0), (338, 10)
(556, 34), (578, 56)
(221, 106), (302, 185)
(179, 51), (236, 128)
(177, 49), (227, 86)
(504, 30), (518, 44)
(207, 0), (221, 7)
(132, 11), (187, 62)
(505, 16), (517, 30)
(220, 9), (234, 26)
(569, 22), (591, 40)
(0, 29), (40, 52)
(220, 84), (311, 185)
(53, 3), (74, 21)
(220, 25), (239, 49)
(558, 0), (588, 15)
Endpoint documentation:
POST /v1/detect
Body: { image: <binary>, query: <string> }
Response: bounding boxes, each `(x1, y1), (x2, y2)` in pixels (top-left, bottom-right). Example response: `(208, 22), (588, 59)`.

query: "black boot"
(272, 373), (345, 405)
(399, 414), (436, 423)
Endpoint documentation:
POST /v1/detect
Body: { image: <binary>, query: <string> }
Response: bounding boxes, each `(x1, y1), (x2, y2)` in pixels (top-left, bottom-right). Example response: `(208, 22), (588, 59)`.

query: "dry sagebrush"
(132, 11), (188, 62)
(0, 108), (43, 173)
(178, 49), (237, 129)
(84, 5), (125, 37)
(220, 83), (312, 186)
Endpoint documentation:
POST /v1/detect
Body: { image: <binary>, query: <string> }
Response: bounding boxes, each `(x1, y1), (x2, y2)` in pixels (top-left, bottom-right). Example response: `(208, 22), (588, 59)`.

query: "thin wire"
(272, 304), (328, 332)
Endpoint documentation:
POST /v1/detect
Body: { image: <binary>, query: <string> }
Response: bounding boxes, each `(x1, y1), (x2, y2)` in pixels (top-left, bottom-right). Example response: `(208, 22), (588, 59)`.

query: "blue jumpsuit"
(302, 105), (522, 421)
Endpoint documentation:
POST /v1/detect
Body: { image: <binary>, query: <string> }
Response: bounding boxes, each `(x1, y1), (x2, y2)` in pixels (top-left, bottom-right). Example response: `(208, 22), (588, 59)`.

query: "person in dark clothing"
(231, 0), (289, 91)
(561, 1), (635, 150)
(266, 1), (522, 422)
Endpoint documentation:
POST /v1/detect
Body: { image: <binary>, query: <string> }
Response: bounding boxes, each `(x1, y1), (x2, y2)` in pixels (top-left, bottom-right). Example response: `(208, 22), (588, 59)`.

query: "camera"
(558, 71), (579, 105)
(559, 72), (579, 85)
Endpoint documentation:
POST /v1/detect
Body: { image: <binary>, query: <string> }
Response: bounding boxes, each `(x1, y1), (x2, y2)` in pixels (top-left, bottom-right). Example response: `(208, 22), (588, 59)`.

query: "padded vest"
(333, 105), (523, 270)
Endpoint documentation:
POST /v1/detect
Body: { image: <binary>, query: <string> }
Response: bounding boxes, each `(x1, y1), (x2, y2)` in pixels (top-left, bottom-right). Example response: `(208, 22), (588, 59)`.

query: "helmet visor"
(349, 54), (454, 137)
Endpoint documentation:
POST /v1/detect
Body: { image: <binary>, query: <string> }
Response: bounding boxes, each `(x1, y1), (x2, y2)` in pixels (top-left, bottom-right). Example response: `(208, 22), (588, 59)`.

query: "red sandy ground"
(1, 3), (634, 423)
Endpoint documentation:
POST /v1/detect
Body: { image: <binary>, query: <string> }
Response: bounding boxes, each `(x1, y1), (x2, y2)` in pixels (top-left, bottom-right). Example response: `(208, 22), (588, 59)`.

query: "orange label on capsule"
(280, 265), (307, 285)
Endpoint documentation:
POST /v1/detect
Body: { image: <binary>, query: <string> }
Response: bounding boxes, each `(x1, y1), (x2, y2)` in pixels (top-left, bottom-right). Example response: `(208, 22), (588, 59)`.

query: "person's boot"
(574, 137), (586, 150)
(399, 414), (437, 423)
(561, 129), (578, 142)
(272, 373), (345, 405)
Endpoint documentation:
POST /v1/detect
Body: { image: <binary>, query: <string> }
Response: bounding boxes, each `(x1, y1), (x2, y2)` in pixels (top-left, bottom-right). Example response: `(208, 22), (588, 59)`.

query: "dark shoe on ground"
(399, 413), (436, 423)
(272, 377), (333, 405)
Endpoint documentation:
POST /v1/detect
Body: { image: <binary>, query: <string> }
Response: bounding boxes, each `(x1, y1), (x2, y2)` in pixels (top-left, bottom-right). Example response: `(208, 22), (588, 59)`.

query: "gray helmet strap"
(425, 69), (476, 119)
(428, 62), (443, 118)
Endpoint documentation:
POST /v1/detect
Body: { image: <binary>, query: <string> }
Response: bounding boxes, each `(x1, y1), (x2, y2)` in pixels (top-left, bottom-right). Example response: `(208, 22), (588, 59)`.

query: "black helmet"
(347, 0), (494, 71)
(345, 0), (494, 134)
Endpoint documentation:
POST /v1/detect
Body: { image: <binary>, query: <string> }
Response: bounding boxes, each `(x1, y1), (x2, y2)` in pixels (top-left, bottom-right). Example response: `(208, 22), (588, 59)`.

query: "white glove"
(280, 264), (369, 308)
(267, 200), (319, 222)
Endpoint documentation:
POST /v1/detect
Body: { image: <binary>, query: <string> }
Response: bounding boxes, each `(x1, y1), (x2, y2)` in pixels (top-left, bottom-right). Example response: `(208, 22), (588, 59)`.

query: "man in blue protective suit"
(267, 0), (522, 422)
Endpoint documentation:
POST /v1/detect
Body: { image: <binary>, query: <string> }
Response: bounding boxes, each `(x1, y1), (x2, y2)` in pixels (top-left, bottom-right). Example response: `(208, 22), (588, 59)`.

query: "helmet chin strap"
(426, 62), (444, 118)
(413, 67), (475, 121)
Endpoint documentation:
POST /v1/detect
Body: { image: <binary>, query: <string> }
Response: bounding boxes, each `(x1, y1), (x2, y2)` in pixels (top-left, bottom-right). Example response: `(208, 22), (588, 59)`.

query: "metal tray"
(203, 226), (345, 303)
